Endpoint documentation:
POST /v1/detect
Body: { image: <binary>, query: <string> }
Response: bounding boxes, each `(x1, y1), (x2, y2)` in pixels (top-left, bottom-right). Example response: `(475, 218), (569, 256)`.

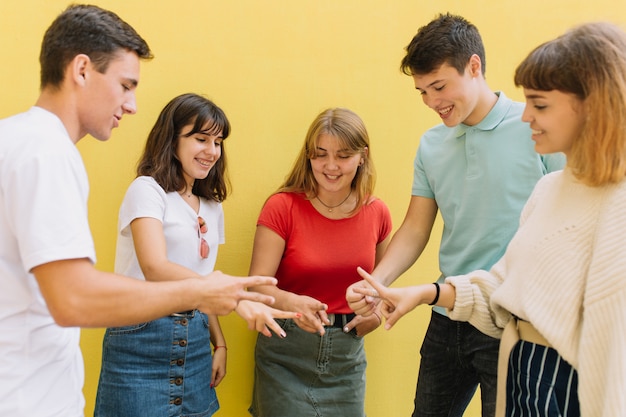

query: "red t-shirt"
(257, 192), (392, 313)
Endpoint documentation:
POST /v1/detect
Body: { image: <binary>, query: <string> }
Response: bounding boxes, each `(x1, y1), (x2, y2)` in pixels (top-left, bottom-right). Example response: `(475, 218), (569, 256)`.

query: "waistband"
(326, 313), (356, 328)
(170, 310), (196, 317)
(496, 317), (550, 417)
(517, 318), (550, 347)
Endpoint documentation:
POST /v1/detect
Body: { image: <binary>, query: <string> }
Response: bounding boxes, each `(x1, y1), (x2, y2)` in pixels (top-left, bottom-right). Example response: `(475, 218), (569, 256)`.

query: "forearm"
(35, 259), (203, 327)
(372, 227), (429, 286)
(34, 258), (275, 327)
(248, 283), (302, 312)
(141, 259), (199, 282)
(208, 315), (226, 347)
(430, 282), (456, 310)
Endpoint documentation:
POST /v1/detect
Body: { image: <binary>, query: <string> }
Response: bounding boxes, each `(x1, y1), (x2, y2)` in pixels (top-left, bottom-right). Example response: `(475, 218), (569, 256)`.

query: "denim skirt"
(95, 310), (219, 417)
(249, 318), (366, 417)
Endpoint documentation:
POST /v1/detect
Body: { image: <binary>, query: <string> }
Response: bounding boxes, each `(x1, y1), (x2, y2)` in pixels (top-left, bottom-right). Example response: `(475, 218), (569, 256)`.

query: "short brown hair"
(515, 22), (626, 186)
(39, 4), (152, 89)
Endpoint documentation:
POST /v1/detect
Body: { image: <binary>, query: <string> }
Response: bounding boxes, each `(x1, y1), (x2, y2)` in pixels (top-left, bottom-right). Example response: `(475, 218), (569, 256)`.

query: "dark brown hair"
(137, 93), (231, 202)
(39, 4), (152, 89)
(400, 13), (486, 76)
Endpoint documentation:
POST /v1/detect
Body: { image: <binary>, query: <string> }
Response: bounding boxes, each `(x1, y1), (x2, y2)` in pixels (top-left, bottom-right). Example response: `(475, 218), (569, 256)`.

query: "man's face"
(412, 60), (483, 127)
(77, 50), (140, 141)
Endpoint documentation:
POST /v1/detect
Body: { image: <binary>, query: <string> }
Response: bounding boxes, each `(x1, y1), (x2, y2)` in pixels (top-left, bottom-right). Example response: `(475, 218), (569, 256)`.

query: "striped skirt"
(506, 340), (580, 416)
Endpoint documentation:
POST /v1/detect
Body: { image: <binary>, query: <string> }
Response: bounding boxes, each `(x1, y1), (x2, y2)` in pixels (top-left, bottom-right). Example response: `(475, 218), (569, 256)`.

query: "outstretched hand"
(289, 295), (329, 336)
(352, 267), (427, 329)
(346, 268), (382, 316)
(196, 271), (278, 316)
(235, 300), (302, 337)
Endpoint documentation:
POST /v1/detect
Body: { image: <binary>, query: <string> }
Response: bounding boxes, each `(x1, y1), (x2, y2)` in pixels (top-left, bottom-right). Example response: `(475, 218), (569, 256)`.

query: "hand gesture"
(235, 300), (302, 337)
(287, 294), (329, 336)
(343, 311), (382, 336)
(196, 271), (279, 316)
(346, 272), (380, 317)
(211, 346), (226, 388)
(352, 267), (429, 329)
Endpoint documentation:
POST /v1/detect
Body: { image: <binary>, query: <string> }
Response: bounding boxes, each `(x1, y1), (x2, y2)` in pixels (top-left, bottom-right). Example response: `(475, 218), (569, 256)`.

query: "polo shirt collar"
(453, 91), (509, 138)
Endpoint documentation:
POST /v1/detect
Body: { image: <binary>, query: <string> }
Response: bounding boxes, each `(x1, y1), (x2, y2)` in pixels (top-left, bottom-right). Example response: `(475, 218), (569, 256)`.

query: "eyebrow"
(524, 93), (546, 100)
(199, 130), (224, 139)
(415, 78), (444, 91)
(315, 146), (351, 153)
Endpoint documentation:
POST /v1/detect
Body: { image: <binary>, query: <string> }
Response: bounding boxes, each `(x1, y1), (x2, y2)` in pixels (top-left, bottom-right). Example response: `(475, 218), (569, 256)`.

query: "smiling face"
(522, 88), (585, 157)
(77, 50), (140, 141)
(413, 58), (487, 127)
(176, 122), (223, 185)
(309, 133), (363, 199)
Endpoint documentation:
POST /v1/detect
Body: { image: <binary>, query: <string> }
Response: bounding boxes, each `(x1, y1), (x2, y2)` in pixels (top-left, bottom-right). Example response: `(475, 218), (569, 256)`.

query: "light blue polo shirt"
(411, 92), (565, 315)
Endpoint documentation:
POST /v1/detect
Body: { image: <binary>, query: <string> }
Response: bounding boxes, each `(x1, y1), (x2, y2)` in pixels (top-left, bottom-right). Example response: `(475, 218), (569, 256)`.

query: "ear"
(69, 54), (91, 87)
(359, 147), (368, 166)
(468, 54), (482, 78)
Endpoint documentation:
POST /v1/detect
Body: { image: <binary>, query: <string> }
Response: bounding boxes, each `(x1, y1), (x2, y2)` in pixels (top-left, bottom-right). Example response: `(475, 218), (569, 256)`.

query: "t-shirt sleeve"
(372, 198), (393, 243)
(257, 193), (293, 241)
(412, 144), (435, 199)
(218, 203), (225, 244)
(118, 177), (167, 237)
(10, 142), (95, 270)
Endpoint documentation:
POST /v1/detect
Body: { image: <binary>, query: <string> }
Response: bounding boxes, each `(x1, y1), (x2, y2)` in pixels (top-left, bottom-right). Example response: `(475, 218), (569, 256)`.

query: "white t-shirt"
(0, 107), (96, 416)
(114, 176), (224, 278)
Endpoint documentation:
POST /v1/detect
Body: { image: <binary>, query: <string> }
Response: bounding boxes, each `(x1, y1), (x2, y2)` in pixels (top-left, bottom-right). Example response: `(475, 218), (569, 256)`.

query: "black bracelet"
(428, 282), (440, 306)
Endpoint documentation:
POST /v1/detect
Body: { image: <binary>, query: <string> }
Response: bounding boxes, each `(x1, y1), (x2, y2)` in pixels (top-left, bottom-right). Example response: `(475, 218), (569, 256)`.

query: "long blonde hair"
(278, 108), (375, 214)
(514, 22), (626, 186)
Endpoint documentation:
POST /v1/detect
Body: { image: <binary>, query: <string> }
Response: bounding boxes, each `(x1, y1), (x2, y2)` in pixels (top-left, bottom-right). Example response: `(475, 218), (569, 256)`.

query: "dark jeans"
(412, 311), (499, 417)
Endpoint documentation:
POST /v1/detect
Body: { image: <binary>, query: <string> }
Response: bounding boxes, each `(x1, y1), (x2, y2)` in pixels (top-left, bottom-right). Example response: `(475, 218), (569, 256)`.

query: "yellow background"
(1, 1), (624, 416)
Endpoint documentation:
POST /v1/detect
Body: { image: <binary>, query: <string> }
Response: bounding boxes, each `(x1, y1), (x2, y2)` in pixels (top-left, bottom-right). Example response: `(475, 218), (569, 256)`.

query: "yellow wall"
(1, 1), (625, 416)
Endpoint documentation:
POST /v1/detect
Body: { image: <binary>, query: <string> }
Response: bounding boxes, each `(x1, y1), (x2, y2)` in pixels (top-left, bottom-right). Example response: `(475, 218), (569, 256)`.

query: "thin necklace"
(316, 191), (351, 212)
(182, 184), (194, 197)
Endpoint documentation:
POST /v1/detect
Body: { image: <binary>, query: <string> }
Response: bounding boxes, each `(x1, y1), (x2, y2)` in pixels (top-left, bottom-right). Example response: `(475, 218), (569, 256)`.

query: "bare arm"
(129, 217), (299, 334)
(347, 196), (437, 315)
(209, 315), (226, 387)
(371, 196), (438, 286)
(248, 225), (328, 335)
(33, 258), (278, 327)
(130, 217), (201, 282)
(354, 267), (456, 329)
(343, 232), (392, 336)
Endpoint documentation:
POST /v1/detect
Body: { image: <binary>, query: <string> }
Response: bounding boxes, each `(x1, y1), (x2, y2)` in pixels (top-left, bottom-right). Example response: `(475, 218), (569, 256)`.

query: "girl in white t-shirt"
(95, 93), (233, 416)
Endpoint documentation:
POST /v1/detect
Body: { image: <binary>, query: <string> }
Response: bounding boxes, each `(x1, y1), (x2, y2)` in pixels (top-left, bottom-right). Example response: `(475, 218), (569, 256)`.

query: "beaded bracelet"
(428, 282), (440, 306)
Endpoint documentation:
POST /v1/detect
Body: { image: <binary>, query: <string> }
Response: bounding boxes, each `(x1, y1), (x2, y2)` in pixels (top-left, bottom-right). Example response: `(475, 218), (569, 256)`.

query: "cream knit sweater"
(446, 168), (626, 416)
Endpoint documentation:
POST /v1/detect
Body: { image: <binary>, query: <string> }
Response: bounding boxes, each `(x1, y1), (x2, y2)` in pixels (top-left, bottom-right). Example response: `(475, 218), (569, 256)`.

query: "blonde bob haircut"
(514, 22), (626, 186)
(277, 107), (375, 215)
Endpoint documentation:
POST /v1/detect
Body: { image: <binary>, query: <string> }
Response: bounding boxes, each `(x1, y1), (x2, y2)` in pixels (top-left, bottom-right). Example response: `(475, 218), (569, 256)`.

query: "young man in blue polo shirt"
(347, 13), (565, 417)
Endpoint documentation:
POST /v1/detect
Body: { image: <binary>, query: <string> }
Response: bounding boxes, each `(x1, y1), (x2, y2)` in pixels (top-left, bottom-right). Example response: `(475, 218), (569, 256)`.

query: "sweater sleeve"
(577, 183), (626, 417)
(444, 263), (511, 339)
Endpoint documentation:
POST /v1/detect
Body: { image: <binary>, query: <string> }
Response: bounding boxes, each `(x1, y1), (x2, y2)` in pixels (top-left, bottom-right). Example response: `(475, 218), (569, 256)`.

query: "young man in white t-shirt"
(0, 5), (294, 416)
